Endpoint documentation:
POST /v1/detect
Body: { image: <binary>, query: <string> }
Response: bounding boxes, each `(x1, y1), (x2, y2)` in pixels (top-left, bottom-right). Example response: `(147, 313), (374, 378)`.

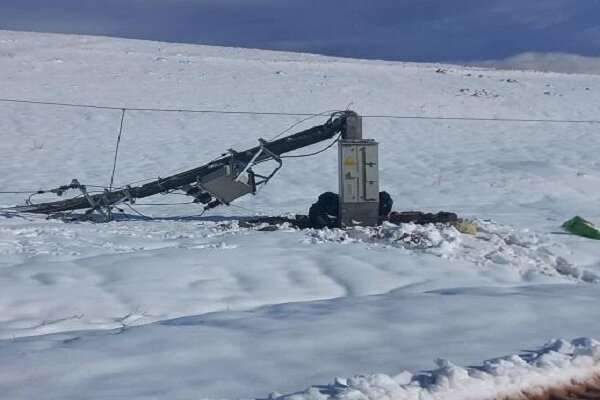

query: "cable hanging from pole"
(109, 109), (126, 191)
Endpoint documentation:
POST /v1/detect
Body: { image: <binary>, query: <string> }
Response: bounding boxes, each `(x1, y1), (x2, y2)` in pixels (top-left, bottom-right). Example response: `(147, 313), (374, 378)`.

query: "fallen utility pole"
(16, 111), (354, 219)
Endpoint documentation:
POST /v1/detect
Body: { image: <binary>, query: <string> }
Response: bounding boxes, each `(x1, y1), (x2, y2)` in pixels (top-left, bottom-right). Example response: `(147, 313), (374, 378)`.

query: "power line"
(134, 201), (194, 206)
(0, 184), (108, 196)
(269, 110), (341, 141)
(2, 96), (600, 124)
(0, 98), (120, 110)
(0, 190), (42, 194)
(0, 98), (316, 116)
(109, 109), (126, 191)
(362, 114), (600, 124)
(124, 203), (152, 219)
(228, 203), (267, 216)
(280, 133), (341, 158)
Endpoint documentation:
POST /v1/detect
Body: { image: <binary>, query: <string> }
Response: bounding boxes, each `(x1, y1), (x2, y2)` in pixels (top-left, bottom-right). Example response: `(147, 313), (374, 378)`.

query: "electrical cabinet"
(338, 139), (379, 227)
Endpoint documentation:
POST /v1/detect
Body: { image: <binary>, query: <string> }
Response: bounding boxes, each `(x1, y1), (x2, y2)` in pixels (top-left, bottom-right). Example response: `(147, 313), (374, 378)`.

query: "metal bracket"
(122, 186), (135, 204)
(73, 179), (135, 222)
(234, 139), (283, 188)
(74, 180), (110, 221)
(157, 177), (169, 194)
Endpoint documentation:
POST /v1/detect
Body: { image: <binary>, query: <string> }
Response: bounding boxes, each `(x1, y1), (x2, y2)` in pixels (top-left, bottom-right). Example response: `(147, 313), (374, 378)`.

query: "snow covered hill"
(1, 30), (600, 400)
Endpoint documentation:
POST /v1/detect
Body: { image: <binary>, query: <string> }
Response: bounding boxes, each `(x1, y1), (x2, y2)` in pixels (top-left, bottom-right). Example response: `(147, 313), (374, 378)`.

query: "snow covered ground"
(1, 30), (600, 399)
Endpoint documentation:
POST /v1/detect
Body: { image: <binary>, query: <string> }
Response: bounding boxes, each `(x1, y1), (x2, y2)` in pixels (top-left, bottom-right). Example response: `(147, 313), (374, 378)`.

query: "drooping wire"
(109, 109), (126, 191)
(26, 189), (104, 207)
(165, 208), (207, 221)
(269, 109), (342, 141)
(26, 192), (37, 206)
(124, 203), (152, 220)
(0, 190), (44, 194)
(280, 132), (342, 159)
(0, 183), (108, 196)
(116, 177), (156, 187)
(228, 203), (267, 216)
(133, 201), (195, 206)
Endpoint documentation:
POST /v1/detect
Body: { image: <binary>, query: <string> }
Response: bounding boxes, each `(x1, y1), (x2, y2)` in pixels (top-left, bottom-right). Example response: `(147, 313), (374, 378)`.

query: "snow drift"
(279, 338), (600, 400)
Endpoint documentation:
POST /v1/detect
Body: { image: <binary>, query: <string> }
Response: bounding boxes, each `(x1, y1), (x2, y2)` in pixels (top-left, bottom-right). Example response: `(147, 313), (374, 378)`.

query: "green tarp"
(562, 216), (600, 240)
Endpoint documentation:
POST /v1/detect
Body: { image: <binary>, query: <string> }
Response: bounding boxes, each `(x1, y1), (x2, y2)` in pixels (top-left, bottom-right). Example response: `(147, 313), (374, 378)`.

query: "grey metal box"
(199, 165), (255, 204)
(344, 115), (363, 139)
(338, 139), (379, 227)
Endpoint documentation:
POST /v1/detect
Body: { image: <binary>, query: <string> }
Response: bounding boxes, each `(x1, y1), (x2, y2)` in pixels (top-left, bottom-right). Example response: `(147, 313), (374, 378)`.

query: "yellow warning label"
(344, 155), (357, 166)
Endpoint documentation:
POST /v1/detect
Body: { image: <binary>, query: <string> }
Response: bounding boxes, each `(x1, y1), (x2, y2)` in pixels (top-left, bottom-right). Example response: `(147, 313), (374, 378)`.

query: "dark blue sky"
(0, 0), (599, 62)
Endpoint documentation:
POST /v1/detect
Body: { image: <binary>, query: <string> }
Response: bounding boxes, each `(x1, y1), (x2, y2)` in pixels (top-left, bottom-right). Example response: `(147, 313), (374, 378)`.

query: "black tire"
(309, 192), (339, 229)
(309, 203), (334, 229)
(317, 192), (339, 216)
(378, 191), (393, 218)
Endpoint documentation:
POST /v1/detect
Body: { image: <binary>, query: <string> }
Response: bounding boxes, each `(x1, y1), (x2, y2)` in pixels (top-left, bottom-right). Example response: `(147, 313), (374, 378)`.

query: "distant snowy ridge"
(479, 52), (600, 75)
(278, 338), (600, 400)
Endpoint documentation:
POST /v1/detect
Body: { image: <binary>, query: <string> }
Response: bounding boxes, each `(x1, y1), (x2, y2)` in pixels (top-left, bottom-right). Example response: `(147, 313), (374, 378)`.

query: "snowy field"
(1, 30), (600, 399)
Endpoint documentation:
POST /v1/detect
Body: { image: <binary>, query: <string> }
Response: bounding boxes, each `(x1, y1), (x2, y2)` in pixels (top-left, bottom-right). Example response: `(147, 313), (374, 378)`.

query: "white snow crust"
(1, 30), (600, 399)
(280, 338), (600, 400)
